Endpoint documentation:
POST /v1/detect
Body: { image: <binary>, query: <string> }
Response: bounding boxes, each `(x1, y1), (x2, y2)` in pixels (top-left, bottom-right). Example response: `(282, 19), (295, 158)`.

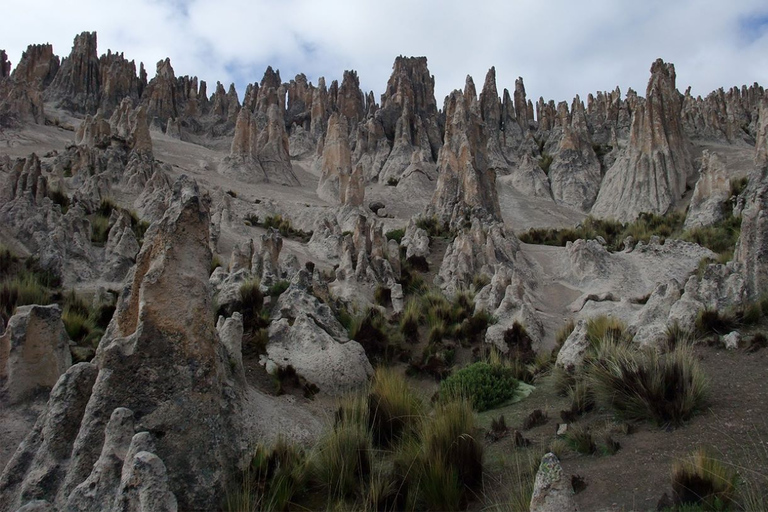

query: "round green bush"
(439, 362), (519, 412)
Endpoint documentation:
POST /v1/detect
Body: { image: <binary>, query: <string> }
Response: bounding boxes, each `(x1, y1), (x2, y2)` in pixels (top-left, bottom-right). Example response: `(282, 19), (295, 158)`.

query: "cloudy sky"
(3, 0), (768, 106)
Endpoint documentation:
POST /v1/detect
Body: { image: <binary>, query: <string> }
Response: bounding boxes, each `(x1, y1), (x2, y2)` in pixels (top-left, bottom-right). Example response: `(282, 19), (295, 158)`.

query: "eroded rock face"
(318, 114), (364, 206)
(682, 84), (764, 144)
(684, 151), (731, 230)
(222, 69), (298, 185)
(0, 178), (242, 511)
(0, 51), (10, 79)
(428, 88), (501, 228)
(46, 31), (101, 113)
(0, 305), (72, 404)
(592, 59), (694, 222)
(548, 97), (602, 211)
(734, 166), (768, 301)
(266, 269), (373, 395)
(11, 44), (60, 88)
(756, 99), (768, 167)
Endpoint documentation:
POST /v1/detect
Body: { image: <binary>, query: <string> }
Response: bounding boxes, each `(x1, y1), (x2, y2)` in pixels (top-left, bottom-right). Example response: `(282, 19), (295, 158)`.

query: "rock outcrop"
(592, 59), (694, 222)
(11, 44), (60, 88)
(221, 68), (298, 185)
(529, 453), (579, 512)
(734, 166), (768, 301)
(548, 97), (602, 211)
(0, 305), (72, 404)
(684, 151), (731, 230)
(317, 113), (364, 206)
(45, 32), (101, 113)
(428, 87), (501, 227)
(756, 99), (768, 167)
(0, 178), (243, 510)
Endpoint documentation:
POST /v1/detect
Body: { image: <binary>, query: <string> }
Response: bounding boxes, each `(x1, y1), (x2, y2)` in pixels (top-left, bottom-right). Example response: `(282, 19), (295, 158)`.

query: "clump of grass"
(348, 308), (396, 364)
(90, 214), (111, 246)
(671, 448), (738, 510)
(588, 341), (708, 426)
(385, 228), (405, 244)
(373, 285), (391, 307)
(415, 215), (450, 238)
(48, 188), (70, 213)
(227, 438), (309, 512)
(586, 315), (629, 348)
(400, 298), (421, 343)
(387, 177), (399, 186)
(238, 279), (267, 332)
(439, 362), (519, 412)
(367, 368), (423, 448)
(0, 274), (53, 323)
(210, 254), (223, 275)
(564, 424), (596, 455)
(538, 153), (553, 174)
(259, 214), (313, 242)
(312, 414), (372, 500)
(554, 319), (576, 353)
(266, 280), (289, 298)
(695, 308), (738, 338)
(421, 399), (484, 501)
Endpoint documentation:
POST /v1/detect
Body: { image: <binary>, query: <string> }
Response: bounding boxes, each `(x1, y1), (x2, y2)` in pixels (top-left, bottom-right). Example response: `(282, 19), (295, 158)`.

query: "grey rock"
(0, 305), (72, 404)
(530, 453), (578, 512)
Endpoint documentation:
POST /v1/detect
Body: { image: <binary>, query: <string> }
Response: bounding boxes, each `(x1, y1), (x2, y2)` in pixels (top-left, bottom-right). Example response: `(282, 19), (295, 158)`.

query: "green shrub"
(385, 228), (405, 244)
(386, 177), (399, 186)
(439, 362), (519, 412)
(588, 342), (708, 426)
(671, 448), (738, 510)
(415, 215), (449, 238)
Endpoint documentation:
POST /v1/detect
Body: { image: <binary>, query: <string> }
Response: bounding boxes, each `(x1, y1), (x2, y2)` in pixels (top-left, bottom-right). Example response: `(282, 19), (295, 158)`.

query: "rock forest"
(0, 31), (767, 512)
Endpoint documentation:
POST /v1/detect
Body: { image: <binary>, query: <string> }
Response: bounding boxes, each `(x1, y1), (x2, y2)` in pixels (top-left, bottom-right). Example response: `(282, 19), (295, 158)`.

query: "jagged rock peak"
(99, 49), (144, 113)
(337, 69), (366, 128)
(380, 56), (439, 131)
(10, 44), (60, 87)
(428, 89), (501, 227)
(45, 31), (100, 113)
(514, 76), (531, 128)
(479, 66), (501, 130)
(591, 58), (694, 222)
(261, 66), (282, 90)
(0, 50), (9, 78)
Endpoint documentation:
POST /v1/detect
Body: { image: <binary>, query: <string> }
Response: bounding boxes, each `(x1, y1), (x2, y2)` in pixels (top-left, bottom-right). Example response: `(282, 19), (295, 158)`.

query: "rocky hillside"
(0, 31), (767, 511)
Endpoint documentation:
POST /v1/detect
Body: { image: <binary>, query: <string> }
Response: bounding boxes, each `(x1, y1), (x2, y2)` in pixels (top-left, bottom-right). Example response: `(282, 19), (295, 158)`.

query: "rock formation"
(734, 166), (768, 301)
(10, 44), (60, 88)
(684, 151), (731, 230)
(428, 87), (501, 227)
(548, 97), (602, 211)
(529, 453), (579, 512)
(592, 59), (694, 222)
(221, 68), (298, 185)
(317, 113), (364, 206)
(756, 99), (768, 167)
(45, 31), (101, 113)
(0, 51), (9, 79)
(0, 305), (72, 404)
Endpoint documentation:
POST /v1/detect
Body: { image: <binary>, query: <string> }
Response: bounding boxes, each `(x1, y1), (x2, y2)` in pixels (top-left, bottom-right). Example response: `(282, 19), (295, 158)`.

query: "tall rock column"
(591, 59), (694, 222)
(318, 113), (363, 206)
(45, 31), (101, 113)
(427, 87), (501, 228)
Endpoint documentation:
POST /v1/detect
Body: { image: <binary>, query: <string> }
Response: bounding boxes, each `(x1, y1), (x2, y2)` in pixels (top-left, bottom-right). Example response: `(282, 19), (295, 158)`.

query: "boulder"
(530, 453), (579, 512)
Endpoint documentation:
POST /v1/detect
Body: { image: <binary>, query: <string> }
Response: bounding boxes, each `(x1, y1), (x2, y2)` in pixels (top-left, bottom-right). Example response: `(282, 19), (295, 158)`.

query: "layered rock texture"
(592, 59), (695, 222)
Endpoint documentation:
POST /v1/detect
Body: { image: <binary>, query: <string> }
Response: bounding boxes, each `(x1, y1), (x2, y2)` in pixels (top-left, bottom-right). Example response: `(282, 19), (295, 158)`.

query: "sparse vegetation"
(671, 448), (738, 511)
(385, 228), (405, 244)
(440, 361), (519, 412)
(538, 153), (553, 174)
(253, 214), (313, 242)
(386, 177), (399, 186)
(588, 341), (708, 426)
(266, 280), (289, 298)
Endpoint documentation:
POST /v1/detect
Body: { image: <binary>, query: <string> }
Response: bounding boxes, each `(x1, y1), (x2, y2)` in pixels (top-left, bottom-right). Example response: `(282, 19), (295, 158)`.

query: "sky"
(3, 0), (768, 108)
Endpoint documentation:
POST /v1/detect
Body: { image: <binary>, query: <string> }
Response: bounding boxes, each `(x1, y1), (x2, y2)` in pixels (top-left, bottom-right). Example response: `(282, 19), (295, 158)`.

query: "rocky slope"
(0, 30), (767, 510)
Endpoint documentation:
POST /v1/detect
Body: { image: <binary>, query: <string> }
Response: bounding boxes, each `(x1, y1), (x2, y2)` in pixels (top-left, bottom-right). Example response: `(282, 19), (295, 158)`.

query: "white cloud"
(2, 0), (767, 107)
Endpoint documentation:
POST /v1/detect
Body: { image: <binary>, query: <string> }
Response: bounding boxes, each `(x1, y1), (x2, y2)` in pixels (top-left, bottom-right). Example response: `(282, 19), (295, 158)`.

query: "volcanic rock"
(11, 44), (60, 88)
(684, 150), (731, 230)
